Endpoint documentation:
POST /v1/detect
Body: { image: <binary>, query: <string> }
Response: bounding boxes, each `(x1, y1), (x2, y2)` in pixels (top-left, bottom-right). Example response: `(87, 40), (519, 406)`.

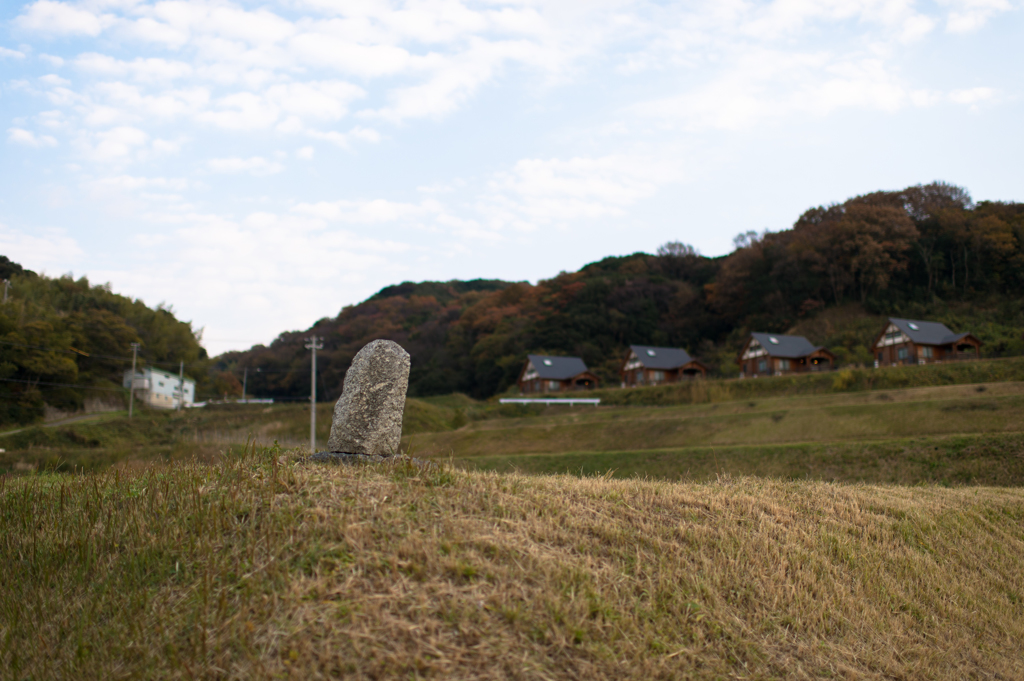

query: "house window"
(877, 352), (883, 362)
(758, 359), (767, 373)
(921, 346), (933, 358)
(897, 347), (909, 360)
(779, 359), (790, 371)
(652, 370), (665, 382)
(885, 329), (901, 343)
(548, 380), (559, 391)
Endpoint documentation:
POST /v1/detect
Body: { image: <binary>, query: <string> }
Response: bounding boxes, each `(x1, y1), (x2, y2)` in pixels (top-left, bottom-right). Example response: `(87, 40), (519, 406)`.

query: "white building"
(123, 367), (196, 409)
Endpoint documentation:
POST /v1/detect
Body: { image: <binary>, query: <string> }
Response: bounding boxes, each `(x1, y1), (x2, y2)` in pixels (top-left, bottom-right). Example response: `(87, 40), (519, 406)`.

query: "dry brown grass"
(3, 449), (1023, 679)
(404, 383), (1024, 460)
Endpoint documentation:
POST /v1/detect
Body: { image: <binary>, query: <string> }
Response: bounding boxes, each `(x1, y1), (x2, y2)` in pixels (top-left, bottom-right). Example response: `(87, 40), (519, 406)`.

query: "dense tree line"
(0, 266), (207, 425)
(10, 181), (1024, 423)
(216, 182), (1024, 401)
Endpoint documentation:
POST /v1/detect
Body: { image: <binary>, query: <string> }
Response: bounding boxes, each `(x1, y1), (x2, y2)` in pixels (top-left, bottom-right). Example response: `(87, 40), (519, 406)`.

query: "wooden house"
(872, 318), (982, 366)
(517, 354), (599, 394)
(620, 345), (708, 387)
(738, 332), (835, 377)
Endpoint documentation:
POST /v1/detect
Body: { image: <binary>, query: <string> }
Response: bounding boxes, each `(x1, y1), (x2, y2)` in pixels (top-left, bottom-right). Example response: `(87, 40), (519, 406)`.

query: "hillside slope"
(404, 378), (1024, 485)
(0, 262), (206, 426)
(214, 182), (1024, 402)
(3, 454), (1022, 679)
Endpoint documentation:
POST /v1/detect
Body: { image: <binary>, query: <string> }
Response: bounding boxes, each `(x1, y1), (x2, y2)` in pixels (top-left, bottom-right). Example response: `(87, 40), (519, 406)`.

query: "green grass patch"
(457, 432), (1024, 486)
(406, 383), (1024, 461)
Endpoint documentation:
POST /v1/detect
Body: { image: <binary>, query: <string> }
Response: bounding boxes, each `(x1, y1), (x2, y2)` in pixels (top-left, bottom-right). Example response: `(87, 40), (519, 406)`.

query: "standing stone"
(326, 340), (410, 457)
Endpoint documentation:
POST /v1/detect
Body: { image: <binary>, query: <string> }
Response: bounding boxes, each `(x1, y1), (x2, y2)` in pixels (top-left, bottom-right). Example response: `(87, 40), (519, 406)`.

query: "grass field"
(0, 396), (536, 476)
(6, 377), (1024, 486)
(587, 355), (1024, 406)
(3, 449), (1023, 679)
(404, 381), (1024, 484)
(4, 365), (1024, 677)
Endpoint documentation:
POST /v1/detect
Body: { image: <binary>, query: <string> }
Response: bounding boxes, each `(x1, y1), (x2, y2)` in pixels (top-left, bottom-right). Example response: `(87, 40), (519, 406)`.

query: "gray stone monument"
(325, 339), (410, 457)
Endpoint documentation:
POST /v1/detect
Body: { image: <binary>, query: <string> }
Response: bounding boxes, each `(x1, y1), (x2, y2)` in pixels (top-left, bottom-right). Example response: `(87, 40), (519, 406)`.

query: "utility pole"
(242, 367), (248, 404)
(305, 335), (323, 453)
(178, 360), (184, 411)
(129, 343), (140, 418)
(2, 279), (8, 303)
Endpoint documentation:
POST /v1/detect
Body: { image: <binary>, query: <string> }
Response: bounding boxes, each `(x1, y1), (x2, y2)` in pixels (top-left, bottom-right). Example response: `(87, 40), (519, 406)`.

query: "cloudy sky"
(1, 0), (1021, 355)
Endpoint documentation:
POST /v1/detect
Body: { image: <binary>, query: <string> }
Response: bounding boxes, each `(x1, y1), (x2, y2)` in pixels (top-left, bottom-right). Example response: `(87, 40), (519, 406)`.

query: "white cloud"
(266, 81), (365, 121)
(0, 222), (83, 274)
(89, 81), (210, 122)
(89, 175), (189, 192)
(481, 155), (676, 231)
(92, 207), (414, 355)
(2, 0), (1019, 357)
(738, 0), (938, 43)
(293, 198), (442, 224)
(949, 86), (996, 106)
(197, 91), (279, 130)
(206, 156), (284, 176)
(288, 33), (412, 78)
(74, 53), (194, 82)
(40, 74), (71, 87)
(77, 126), (148, 161)
(7, 127), (58, 147)
(305, 126), (381, 147)
(152, 137), (187, 155)
(118, 16), (190, 48)
(15, 1), (111, 37)
(631, 50), (920, 131)
(944, 0), (1012, 33)
(366, 40), (547, 122)
(298, 153), (678, 239)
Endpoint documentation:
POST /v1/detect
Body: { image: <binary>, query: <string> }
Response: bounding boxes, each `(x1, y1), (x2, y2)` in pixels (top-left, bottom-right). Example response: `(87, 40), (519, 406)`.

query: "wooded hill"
(0, 258), (207, 425)
(217, 182), (1024, 401)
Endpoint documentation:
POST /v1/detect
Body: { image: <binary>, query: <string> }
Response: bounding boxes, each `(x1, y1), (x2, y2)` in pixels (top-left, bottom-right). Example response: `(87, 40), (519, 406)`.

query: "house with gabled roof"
(738, 332), (835, 378)
(517, 354), (599, 394)
(872, 318), (981, 366)
(620, 345), (707, 387)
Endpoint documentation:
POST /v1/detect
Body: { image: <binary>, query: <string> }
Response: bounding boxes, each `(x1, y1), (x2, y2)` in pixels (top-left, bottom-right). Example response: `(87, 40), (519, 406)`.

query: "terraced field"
(404, 382), (1024, 483)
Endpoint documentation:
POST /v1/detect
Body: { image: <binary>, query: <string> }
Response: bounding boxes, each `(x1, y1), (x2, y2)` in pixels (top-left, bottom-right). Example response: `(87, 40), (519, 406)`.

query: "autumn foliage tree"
(217, 182), (1024, 400)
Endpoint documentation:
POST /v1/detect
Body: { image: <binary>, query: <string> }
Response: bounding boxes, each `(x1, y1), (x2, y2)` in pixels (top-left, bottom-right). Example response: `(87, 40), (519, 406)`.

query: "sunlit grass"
(2, 447), (1023, 678)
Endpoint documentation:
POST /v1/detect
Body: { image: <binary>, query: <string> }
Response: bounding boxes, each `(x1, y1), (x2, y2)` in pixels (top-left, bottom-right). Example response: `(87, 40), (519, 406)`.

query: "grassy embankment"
(2, 449), (1023, 679)
(0, 395), (533, 475)
(407, 378), (1024, 485)
(6, 357), (1024, 484)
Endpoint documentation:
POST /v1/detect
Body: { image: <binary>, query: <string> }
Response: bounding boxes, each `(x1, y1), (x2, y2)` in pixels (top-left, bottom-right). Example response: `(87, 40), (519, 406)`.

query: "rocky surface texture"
(326, 339), (410, 457)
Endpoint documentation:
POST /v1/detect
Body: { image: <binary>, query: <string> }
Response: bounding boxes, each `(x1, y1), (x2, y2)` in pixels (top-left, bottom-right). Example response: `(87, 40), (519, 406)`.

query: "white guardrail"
(499, 398), (601, 406)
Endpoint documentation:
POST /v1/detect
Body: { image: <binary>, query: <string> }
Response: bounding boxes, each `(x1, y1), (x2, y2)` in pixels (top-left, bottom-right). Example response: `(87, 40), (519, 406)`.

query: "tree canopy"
(0, 269), (206, 425)
(10, 181), (1024, 422)
(215, 182), (1024, 402)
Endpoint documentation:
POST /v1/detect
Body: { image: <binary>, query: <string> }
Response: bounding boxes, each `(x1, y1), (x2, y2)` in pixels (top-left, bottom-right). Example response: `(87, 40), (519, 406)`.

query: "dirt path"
(0, 411), (122, 438)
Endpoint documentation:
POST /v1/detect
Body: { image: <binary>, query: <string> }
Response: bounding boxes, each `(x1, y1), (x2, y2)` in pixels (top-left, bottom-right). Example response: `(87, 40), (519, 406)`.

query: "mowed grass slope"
(0, 397), (527, 475)
(2, 451), (1023, 679)
(405, 382), (1024, 484)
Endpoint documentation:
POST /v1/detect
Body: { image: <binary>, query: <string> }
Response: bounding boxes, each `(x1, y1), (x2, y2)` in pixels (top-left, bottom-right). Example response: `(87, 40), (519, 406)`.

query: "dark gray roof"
(888, 318), (970, 346)
(629, 345), (697, 370)
(749, 332), (824, 359)
(526, 354), (590, 380)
